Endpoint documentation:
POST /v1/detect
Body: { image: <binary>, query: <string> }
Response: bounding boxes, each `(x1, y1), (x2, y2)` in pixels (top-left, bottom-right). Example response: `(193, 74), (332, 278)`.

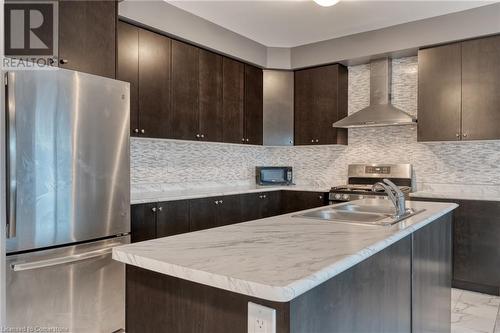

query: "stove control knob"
(342, 194), (350, 200)
(334, 194), (341, 200)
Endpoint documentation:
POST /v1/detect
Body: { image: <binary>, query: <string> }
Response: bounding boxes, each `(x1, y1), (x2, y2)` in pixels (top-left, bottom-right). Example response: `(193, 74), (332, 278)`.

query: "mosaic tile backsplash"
(131, 56), (500, 192)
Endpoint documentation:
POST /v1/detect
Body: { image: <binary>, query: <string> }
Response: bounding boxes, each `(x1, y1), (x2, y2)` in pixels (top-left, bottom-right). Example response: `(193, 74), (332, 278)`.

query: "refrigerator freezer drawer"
(6, 236), (129, 333)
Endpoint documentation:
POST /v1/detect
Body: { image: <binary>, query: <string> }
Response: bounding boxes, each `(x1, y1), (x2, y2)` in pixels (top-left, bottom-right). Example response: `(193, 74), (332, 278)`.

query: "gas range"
(329, 164), (413, 202)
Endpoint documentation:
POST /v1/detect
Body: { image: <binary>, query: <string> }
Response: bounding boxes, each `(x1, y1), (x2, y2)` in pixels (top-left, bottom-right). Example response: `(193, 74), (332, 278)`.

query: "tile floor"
(452, 288), (500, 333)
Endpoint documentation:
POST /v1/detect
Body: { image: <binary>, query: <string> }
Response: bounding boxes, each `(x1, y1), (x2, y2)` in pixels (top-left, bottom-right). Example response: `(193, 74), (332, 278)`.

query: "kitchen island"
(113, 199), (457, 333)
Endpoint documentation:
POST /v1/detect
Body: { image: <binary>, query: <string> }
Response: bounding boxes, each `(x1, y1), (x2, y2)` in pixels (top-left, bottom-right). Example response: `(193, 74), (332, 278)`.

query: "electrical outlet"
(248, 302), (276, 333)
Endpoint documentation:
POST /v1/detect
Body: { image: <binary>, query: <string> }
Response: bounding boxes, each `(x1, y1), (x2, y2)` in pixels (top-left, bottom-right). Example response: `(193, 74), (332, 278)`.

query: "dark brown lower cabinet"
(412, 213), (452, 333)
(188, 197), (219, 232)
(131, 203), (157, 243)
(411, 197), (500, 295)
(218, 195), (243, 227)
(125, 212), (452, 333)
(156, 200), (190, 238)
(189, 195), (244, 231)
(281, 191), (327, 214)
(241, 191), (282, 221)
(132, 190), (327, 240)
(131, 200), (189, 242)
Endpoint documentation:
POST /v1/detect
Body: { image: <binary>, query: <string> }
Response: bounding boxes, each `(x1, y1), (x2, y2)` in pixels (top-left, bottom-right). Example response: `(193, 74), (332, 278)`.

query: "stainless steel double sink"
(293, 199), (424, 226)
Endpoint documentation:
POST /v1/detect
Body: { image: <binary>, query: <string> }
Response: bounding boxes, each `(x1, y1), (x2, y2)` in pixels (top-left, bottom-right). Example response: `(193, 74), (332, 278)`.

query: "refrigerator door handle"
(5, 72), (17, 239)
(10, 244), (121, 271)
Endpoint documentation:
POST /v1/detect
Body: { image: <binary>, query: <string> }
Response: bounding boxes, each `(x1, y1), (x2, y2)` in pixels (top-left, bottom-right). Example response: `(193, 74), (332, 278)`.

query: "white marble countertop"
(131, 184), (330, 204)
(411, 183), (500, 201)
(113, 199), (457, 302)
(410, 191), (500, 201)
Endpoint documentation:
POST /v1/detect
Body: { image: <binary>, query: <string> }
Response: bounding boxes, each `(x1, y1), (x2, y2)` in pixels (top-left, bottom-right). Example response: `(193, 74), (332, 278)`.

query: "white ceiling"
(166, 1), (493, 47)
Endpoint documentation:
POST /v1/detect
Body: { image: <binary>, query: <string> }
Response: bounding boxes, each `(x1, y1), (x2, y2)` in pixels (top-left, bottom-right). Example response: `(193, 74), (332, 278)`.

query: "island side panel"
(412, 213), (452, 333)
(125, 265), (290, 333)
(289, 236), (412, 333)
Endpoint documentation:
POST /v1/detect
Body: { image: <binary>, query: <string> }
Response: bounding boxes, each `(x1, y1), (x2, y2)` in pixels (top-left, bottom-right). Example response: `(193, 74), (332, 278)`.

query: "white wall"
(119, 0), (268, 67)
(120, 2), (500, 70)
(291, 2), (500, 68)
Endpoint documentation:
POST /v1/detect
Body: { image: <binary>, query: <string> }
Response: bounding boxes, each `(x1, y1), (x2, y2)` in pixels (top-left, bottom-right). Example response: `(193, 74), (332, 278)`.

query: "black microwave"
(256, 167), (293, 185)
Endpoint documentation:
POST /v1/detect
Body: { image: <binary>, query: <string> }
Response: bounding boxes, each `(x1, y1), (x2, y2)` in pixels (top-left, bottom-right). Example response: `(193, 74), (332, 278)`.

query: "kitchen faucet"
(372, 179), (407, 217)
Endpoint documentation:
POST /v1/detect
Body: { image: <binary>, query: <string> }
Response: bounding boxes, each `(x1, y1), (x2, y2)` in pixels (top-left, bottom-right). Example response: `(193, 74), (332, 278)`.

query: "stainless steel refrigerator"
(4, 68), (130, 332)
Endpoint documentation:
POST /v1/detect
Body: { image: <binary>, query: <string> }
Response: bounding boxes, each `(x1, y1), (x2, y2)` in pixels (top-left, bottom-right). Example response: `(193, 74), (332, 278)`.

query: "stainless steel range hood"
(332, 58), (417, 128)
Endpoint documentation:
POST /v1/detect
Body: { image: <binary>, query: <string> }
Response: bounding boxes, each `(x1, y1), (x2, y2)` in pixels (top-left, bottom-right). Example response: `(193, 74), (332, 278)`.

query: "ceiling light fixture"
(313, 0), (340, 7)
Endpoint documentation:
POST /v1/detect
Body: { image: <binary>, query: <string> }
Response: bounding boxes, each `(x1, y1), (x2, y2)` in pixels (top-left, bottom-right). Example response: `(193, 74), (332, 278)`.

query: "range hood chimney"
(332, 57), (417, 128)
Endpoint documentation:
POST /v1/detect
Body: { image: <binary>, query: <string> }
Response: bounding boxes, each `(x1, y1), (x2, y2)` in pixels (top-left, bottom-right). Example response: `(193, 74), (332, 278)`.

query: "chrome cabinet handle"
(158, 206), (163, 212)
(463, 133), (469, 138)
(310, 139), (314, 143)
(315, 139), (319, 143)
(6, 73), (17, 239)
(319, 195), (323, 199)
(133, 129), (139, 133)
(11, 245), (120, 271)
(140, 129), (145, 134)
(241, 138), (245, 142)
(152, 207), (157, 212)
(59, 59), (68, 64)
(246, 138), (249, 142)
(200, 134), (205, 139)
(196, 134), (200, 138)
(214, 200), (219, 205)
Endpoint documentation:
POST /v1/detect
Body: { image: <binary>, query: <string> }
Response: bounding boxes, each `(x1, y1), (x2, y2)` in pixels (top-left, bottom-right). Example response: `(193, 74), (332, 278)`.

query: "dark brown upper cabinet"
(138, 28), (172, 139)
(59, 0), (116, 78)
(117, 22), (172, 138)
(418, 35), (500, 142)
(199, 49), (223, 142)
(117, 21), (263, 144)
(244, 64), (264, 145)
(117, 21), (139, 136)
(417, 43), (462, 142)
(461, 35), (500, 141)
(222, 57), (245, 144)
(171, 41), (200, 140)
(294, 64), (348, 145)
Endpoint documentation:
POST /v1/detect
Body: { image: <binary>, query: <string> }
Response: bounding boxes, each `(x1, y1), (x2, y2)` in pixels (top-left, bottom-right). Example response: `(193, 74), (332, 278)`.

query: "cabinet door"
(317, 65), (347, 145)
(453, 200), (500, 292)
(260, 191), (281, 218)
(218, 195), (243, 227)
(294, 69), (316, 145)
(189, 197), (219, 232)
(171, 40), (199, 140)
(240, 193), (262, 222)
(58, 0), (116, 78)
(222, 58), (245, 144)
(244, 65), (263, 145)
(156, 200), (190, 238)
(138, 28), (171, 138)
(131, 203), (157, 243)
(417, 44), (462, 142)
(117, 21), (139, 136)
(281, 191), (326, 214)
(462, 35), (500, 140)
(199, 49), (223, 142)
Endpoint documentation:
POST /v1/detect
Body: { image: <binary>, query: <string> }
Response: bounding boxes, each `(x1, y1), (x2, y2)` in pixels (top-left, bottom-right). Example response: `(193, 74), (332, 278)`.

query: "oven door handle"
(10, 244), (121, 271)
